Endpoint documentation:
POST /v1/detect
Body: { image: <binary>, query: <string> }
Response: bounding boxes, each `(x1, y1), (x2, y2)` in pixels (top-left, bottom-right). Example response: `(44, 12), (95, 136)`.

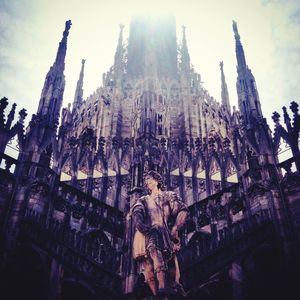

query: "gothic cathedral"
(1, 15), (300, 300)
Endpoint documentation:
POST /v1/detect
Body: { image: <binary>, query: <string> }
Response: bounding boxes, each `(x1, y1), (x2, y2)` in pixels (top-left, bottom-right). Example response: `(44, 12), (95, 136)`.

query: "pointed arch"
(195, 153), (206, 179)
(106, 151), (118, 176)
(120, 152), (131, 175)
(208, 154), (222, 181)
(276, 137), (293, 165)
(159, 151), (169, 171)
(77, 156), (89, 180)
(60, 154), (73, 181)
(170, 150), (180, 176)
(273, 125), (290, 154)
(92, 155), (108, 178)
(208, 154), (222, 194)
(224, 157), (238, 183)
(183, 152), (193, 177)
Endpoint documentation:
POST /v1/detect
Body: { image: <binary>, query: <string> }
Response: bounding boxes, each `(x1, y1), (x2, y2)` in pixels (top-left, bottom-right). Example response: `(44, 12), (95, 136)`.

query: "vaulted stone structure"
(0, 16), (300, 300)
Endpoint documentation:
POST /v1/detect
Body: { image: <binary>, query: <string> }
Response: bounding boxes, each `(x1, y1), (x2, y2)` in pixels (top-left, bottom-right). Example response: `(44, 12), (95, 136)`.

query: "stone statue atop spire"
(54, 20), (72, 69)
(232, 20), (240, 40)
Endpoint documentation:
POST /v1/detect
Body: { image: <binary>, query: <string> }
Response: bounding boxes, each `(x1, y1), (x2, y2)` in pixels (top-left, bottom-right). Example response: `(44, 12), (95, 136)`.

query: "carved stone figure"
(132, 170), (189, 297)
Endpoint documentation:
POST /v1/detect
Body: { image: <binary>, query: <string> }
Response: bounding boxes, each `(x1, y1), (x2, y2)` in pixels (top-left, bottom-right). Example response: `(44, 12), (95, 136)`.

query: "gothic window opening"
(276, 137), (295, 174)
(60, 159), (72, 182)
(93, 168), (103, 178)
(161, 84), (167, 97)
(196, 159), (206, 179)
(77, 170), (88, 180)
(121, 155), (130, 174)
(209, 158), (221, 194)
(157, 114), (163, 135)
(225, 159), (238, 183)
(183, 161), (192, 177)
(170, 156), (180, 177)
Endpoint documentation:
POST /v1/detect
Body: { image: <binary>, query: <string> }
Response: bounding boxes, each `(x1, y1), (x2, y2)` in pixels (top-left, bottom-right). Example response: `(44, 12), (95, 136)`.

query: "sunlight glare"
(128, 0), (175, 16)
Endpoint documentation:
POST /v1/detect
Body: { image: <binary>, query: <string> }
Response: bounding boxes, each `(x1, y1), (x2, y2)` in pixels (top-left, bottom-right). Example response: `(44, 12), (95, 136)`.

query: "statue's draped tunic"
(131, 191), (188, 260)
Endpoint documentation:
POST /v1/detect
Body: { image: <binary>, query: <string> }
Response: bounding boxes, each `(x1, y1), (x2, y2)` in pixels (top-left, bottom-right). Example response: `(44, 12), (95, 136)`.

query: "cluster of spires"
(35, 18), (262, 137)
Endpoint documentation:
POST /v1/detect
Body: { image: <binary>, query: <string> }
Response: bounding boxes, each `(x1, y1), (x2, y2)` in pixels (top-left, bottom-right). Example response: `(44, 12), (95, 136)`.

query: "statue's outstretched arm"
(171, 210), (188, 238)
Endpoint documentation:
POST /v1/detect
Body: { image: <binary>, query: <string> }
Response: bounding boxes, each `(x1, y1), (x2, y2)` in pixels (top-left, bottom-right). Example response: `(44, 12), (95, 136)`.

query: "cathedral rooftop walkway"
(179, 209), (273, 291)
(21, 208), (123, 299)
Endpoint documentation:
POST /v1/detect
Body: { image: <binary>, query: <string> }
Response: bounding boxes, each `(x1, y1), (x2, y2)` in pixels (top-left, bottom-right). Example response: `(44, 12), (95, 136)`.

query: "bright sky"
(1, 0), (299, 144)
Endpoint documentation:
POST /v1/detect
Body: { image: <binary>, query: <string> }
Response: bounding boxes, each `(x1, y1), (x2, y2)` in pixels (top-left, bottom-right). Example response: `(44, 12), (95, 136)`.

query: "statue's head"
(144, 170), (165, 192)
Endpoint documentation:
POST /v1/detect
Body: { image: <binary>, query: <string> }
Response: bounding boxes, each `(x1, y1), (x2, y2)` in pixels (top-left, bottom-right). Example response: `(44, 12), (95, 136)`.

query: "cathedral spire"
(113, 24), (124, 81)
(24, 20), (71, 166)
(37, 20), (72, 120)
(115, 24), (124, 62)
(232, 20), (263, 128)
(180, 25), (191, 72)
(73, 59), (85, 112)
(232, 20), (247, 71)
(54, 20), (72, 71)
(220, 61), (231, 113)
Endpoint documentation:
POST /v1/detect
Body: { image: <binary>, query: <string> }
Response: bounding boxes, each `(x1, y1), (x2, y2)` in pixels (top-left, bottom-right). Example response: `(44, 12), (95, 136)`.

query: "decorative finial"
(66, 20), (72, 30)
(290, 101), (299, 115)
(272, 111), (280, 125)
(81, 59), (86, 65)
(18, 109), (27, 123)
(282, 106), (291, 125)
(63, 20), (72, 38)
(0, 97), (8, 109)
(232, 20), (240, 40)
(6, 103), (16, 129)
(220, 61), (224, 70)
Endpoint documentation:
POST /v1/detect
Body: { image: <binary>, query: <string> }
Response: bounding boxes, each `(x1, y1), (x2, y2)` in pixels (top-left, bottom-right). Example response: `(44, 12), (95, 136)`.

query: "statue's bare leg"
(142, 258), (157, 295)
(148, 248), (167, 291)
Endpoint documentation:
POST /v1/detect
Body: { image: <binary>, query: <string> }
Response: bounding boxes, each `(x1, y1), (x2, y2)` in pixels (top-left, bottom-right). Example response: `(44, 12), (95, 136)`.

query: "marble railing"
(23, 208), (122, 297)
(179, 209), (273, 289)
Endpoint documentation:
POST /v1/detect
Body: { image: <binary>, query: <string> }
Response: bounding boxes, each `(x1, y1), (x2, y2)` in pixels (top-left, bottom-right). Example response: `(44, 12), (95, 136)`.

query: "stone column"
(230, 261), (244, 300)
(47, 258), (63, 300)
